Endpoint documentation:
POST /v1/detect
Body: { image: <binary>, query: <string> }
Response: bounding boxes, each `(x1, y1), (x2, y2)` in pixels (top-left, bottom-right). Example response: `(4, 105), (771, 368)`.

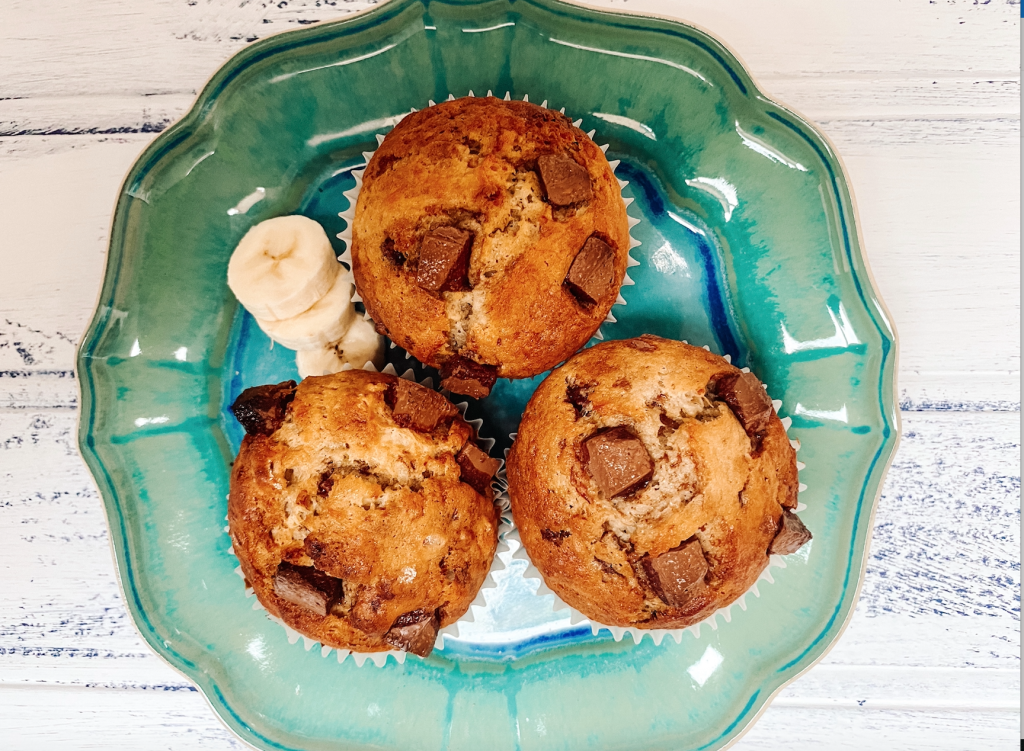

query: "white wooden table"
(1, 1), (1019, 748)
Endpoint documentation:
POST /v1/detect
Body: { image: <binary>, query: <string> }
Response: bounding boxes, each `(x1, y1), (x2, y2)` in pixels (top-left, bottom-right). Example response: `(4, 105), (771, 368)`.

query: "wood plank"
(643, 0), (1021, 78)
(0, 132), (1018, 408)
(1, 0), (1016, 104)
(1, 411), (1016, 676)
(0, 0), (1019, 137)
(0, 684), (1019, 751)
(4, 81), (1018, 136)
(0, 136), (144, 372)
(0, 0), (381, 102)
(858, 412), (1020, 621)
(735, 707), (1020, 750)
(837, 136), (1019, 411)
(0, 685), (247, 750)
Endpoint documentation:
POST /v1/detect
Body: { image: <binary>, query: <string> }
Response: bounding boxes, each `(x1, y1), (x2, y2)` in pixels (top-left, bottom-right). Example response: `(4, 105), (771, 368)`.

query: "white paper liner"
(333, 90), (643, 351)
(506, 346), (809, 646)
(225, 360), (511, 667)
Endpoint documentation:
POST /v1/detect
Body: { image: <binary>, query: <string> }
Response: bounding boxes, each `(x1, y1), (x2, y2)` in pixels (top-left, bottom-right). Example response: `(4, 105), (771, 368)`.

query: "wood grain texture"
(1, 0), (1017, 109)
(0, 410), (1018, 748)
(1, 687), (1019, 750)
(0, 131), (1018, 409)
(0, 0), (1019, 747)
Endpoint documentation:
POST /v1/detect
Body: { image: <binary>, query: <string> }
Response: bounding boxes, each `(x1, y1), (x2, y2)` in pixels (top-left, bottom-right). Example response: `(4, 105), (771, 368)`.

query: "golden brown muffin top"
(352, 97), (631, 391)
(228, 370), (499, 654)
(507, 336), (803, 629)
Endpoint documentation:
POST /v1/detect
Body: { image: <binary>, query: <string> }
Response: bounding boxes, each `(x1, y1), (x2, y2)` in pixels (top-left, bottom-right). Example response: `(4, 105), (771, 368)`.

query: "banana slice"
(296, 317), (385, 378)
(227, 215), (339, 322)
(256, 272), (356, 350)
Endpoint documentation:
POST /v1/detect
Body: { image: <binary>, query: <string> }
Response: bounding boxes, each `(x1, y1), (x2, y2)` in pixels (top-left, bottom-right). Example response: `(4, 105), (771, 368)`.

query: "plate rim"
(75, 1), (902, 749)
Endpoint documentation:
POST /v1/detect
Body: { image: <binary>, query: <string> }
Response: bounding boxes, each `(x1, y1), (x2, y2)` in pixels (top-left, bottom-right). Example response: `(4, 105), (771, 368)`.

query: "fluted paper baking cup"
(334, 90), (643, 350)
(225, 360), (511, 667)
(507, 348), (810, 646)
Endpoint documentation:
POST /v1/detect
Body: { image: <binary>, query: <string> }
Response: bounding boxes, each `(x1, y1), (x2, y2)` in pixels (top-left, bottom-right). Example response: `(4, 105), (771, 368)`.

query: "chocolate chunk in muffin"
(769, 509), (812, 555)
(710, 371), (774, 444)
(541, 528), (571, 546)
(273, 562), (341, 616)
(416, 226), (473, 292)
(440, 357), (497, 399)
(641, 540), (708, 607)
(565, 235), (616, 305)
(537, 153), (593, 206)
(584, 426), (654, 498)
(231, 380), (296, 436)
(507, 336), (801, 630)
(565, 379), (595, 419)
(383, 609), (440, 657)
(457, 443), (501, 495)
(389, 378), (459, 432)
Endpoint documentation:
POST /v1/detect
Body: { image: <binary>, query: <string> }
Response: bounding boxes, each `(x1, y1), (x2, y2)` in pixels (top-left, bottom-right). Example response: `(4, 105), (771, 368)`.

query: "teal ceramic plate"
(77, 0), (898, 748)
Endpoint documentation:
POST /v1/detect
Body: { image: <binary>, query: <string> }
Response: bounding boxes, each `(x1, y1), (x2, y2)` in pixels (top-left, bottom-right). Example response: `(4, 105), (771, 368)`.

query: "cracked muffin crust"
(351, 96), (631, 396)
(228, 371), (500, 655)
(506, 336), (806, 629)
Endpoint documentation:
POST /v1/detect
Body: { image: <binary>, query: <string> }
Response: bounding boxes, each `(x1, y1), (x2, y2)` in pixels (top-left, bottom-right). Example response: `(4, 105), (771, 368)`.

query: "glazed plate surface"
(77, 1), (899, 749)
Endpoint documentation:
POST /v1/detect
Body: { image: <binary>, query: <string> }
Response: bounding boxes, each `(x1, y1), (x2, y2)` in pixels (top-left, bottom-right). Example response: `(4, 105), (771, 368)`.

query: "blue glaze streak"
(616, 161), (743, 364)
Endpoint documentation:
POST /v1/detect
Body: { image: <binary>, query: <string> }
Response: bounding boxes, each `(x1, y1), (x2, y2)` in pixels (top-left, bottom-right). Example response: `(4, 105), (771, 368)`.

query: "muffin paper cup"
(333, 90), (643, 348)
(225, 360), (511, 667)
(505, 348), (810, 646)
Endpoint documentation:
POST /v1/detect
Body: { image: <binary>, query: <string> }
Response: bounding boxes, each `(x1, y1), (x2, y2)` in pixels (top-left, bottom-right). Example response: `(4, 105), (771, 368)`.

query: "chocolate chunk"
(416, 226), (473, 292)
(389, 378), (458, 432)
(769, 510), (812, 555)
(440, 357), (497, 399)
(370, 154), (401, 180)
(383, 609), (440, 657)
(537, 153), (593, 206)
(709, 371), (773, 442)
(659, 413), (682, 431)
(303, 536), (326, 561)
(381, 237), (405, 266)
(596, 558), (622, 578)
(541, 528), (571, 546)
(564, 236), (615, 305)
(272, 562), (341, 616)
(317, 470), (334, 498)
(584, 427), (654, 498)
(642, 539), (708, 607)
(565, 379), (595, 419)
(457, 442), (500, 495)
(230, 381), (296, 436)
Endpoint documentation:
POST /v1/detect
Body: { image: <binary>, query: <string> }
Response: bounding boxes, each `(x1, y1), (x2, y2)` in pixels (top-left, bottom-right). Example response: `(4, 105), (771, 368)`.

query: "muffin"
(506, 335), (809, 630)
(351, 96), (631, 398)
(228, 371), (501, 656)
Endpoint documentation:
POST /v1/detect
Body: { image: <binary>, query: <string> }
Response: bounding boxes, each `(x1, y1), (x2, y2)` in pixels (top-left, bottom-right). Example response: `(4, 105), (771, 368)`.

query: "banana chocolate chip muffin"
(351, 96), (631, 398)
(506, 335), (809, 630)
(228, 371), (501, 656)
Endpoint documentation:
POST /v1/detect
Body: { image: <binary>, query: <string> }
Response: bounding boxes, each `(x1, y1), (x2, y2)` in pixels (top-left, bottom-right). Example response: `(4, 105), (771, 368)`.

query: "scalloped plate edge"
(74, 1), (902, 750)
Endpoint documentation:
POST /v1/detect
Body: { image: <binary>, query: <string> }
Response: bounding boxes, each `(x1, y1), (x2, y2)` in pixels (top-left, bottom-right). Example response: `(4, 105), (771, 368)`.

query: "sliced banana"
(256, 272), (356, 350)
(296, 317), (385, 378)
(227, 215), (339, 322)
